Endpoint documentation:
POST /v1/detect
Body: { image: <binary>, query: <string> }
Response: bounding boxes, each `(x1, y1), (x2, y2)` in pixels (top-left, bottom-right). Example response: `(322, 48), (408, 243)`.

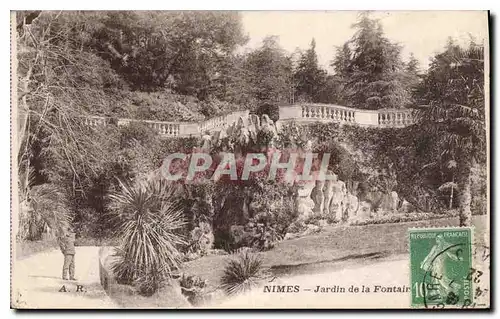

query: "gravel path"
(12, 246), (117, 309)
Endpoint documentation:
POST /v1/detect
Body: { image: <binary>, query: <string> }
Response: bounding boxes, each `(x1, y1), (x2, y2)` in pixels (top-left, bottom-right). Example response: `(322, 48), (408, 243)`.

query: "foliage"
(293, 39), (328, 102)
(414, 40), (485, 226)
(244, 36), (294, 105)
(179, 274), (208, 305)
(220, 251), (264, 296)
(93, 11), (247, 95)
(255, 102), (280, 123)
(350, 210), (459, 226)
(109, 178), (186, 295)
(18, 183), (72, 241)
(332, 14), (414, 109)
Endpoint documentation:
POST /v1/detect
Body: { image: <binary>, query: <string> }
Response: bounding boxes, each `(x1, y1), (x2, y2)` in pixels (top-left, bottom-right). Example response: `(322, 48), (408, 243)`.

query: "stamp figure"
(410, 227), (473, 308)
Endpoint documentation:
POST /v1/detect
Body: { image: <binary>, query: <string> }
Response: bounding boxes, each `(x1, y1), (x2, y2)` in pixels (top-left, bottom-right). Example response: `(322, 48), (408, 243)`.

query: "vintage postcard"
(10, 10), (490, 309)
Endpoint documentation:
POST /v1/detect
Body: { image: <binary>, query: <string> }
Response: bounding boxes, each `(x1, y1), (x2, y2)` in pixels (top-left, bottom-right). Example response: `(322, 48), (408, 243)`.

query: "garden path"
(12, 246), (117, 309)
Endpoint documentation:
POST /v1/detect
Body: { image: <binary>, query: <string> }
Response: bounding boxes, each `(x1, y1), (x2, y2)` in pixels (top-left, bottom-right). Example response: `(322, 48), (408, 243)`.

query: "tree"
(94, 11), (247, 96)
(16, 11), (124, 241)
(293, 38), (327, 102)
(332, 14), (410, 109)
(244, 36), (293, 105)
(405, 53), (420, 75)
(402, 53), (421, 102)
(415, 40), (486, 226)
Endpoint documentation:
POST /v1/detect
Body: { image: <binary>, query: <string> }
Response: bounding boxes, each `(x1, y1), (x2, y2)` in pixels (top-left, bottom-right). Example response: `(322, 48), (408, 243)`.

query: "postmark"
(409, 227), (473, 308)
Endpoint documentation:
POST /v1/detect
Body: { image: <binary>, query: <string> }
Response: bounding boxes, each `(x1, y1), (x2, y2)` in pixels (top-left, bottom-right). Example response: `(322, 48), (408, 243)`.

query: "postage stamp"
(409, 227), (473, 308)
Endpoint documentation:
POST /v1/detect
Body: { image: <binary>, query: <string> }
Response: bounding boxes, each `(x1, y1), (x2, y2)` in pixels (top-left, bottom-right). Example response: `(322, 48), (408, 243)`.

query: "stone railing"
(83, 116), (109, 127)
(116, 118), (199, 137)
(279, 103), (414, 128)
(198, 110), (250, 133)
(81, 104), (414, 138)
(377, 109), (415, 127)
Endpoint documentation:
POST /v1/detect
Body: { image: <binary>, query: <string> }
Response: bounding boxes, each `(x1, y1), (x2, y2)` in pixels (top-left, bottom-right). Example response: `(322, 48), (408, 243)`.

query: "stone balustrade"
(83, 116), (108, 127)
(377, 109), (414, 127)
(81, 104), (414, 138)
(199, 110), (250, 133)
(279, 103), (414, 128)
(143, 120), (181, 137)
(301, 104), (356, 123)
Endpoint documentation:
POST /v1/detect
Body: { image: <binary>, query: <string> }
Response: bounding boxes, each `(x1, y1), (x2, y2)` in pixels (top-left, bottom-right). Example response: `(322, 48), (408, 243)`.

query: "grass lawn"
(181, 215), (488, 291)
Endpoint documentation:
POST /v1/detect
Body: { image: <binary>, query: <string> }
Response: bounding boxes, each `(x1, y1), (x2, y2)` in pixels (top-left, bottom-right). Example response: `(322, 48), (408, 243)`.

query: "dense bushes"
(255, 102), (280, 122)
(350, 211), (459, 226)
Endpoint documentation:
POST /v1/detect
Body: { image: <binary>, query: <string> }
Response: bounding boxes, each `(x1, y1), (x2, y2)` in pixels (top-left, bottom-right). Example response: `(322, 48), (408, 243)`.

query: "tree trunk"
(449, 176), (454, 210)
(457, 161), (473, 226)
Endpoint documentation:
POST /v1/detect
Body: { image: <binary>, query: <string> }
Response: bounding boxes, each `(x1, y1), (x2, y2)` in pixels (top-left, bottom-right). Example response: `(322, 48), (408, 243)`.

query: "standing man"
(59, 228), (77, 281)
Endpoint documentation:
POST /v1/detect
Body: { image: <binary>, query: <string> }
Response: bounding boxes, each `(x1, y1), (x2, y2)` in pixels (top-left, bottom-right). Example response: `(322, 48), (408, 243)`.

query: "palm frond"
(108, 178), (186, 292)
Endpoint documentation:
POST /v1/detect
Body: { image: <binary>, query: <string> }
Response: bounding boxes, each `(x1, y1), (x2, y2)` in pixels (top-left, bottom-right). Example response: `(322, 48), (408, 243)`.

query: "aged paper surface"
(10, 10), (490, 309)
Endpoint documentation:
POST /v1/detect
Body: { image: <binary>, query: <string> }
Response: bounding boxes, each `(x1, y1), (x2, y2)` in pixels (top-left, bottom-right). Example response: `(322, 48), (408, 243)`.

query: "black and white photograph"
(10, 10), (490, 309)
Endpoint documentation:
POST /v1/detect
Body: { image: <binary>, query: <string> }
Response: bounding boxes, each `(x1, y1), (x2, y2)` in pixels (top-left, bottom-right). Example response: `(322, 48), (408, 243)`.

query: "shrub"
(179, 274), (208, 305)
(349, 210), (458, 226)
(108, 178), (186, 295)
(20, 183), (72, 241)
(220, 251), (264, 296)
(229, 220), (281, 251)
(255, 102), (280, 122)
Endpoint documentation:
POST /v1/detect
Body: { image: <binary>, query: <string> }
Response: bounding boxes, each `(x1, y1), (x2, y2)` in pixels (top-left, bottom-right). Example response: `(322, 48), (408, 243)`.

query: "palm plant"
(415, 41), (485, 226)
(108, 178), (186, 295)
(220, 251), (264, 296)
(18, 182), (72, 241)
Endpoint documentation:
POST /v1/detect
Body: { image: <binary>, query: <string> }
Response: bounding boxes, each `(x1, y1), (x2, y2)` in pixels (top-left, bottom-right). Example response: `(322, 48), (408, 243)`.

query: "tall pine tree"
(293, 38), (327, 102)
(244, 36), (293, 104)
(333, 14), (410, 109)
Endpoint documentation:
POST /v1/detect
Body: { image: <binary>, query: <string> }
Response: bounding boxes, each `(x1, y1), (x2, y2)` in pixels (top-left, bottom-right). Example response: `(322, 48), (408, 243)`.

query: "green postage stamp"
(409, 227), (473, 308)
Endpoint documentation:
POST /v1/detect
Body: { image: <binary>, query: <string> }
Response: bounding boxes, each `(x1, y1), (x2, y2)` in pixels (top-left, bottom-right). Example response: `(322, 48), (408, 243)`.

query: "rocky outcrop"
(345, 193), (360, 221)
(295, 171), (350, 223)
(294, 181), (316, 220)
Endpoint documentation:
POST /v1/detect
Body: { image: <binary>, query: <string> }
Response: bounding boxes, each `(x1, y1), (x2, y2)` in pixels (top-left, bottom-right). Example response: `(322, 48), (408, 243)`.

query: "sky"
(239, 11), (489, 73)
